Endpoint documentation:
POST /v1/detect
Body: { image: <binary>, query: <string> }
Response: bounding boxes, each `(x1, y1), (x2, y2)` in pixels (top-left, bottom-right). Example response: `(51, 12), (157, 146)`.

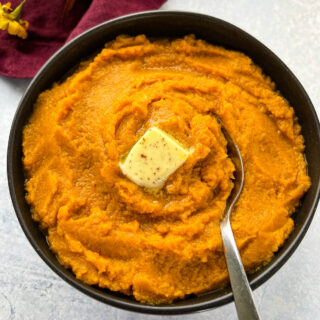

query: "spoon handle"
(220, 219), (261, 320)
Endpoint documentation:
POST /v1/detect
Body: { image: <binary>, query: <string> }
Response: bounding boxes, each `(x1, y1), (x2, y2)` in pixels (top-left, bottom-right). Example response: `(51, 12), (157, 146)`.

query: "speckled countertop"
(1, 0), (319, 319)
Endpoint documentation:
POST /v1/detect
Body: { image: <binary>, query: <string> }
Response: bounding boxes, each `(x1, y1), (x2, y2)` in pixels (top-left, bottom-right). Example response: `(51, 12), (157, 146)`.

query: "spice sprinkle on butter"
(119, 127), (190, 188)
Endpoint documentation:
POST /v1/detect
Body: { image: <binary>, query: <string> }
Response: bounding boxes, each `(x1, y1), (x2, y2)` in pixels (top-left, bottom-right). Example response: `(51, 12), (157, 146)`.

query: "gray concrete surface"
(1, 0), (319, 319)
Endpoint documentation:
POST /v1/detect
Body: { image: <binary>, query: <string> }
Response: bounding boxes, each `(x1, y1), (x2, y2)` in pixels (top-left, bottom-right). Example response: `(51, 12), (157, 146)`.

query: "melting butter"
(119, 127), (190, 188)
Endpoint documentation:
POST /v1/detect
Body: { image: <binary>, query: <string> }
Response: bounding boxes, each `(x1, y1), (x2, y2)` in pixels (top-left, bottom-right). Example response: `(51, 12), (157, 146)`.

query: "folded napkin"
(0, 0), (166, 78)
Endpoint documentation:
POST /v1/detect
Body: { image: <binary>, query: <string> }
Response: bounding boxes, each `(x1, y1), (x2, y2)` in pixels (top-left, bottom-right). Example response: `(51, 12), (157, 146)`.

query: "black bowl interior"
(7, 11), (320, 315)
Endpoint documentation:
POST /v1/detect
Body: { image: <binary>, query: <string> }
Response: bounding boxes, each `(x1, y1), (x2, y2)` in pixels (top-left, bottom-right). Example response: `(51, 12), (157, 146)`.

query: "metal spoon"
(218, 119), (261, 320)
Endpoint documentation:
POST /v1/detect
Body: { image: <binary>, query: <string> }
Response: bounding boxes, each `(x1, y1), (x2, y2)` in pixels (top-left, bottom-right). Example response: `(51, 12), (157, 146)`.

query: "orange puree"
(23, 35), (310, 304)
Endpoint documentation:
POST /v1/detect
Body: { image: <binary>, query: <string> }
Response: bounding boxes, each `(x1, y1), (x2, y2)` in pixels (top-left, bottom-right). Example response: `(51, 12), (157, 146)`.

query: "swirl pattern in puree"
(23, 35), (310, 304)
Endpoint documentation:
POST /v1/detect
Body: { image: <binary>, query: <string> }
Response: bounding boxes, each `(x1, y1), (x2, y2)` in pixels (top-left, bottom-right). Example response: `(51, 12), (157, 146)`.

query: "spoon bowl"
(218, 118), (261, 320)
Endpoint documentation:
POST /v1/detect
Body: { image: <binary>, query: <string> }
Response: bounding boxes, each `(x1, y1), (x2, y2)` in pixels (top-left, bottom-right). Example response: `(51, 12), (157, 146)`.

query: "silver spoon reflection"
(217, 117), (261, 320)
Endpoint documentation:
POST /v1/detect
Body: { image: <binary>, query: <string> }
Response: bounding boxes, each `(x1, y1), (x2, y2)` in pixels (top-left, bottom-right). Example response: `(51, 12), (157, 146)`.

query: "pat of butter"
(119, 127), (190, 188)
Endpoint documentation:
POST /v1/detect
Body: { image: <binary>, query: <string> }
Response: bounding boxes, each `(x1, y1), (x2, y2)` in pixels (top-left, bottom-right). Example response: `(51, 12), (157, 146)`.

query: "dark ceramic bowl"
(7, 11), (320, 315)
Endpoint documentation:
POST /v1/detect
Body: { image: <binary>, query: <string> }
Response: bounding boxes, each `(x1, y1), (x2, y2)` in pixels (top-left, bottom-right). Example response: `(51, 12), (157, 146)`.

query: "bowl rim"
(7, 10), (320, 315)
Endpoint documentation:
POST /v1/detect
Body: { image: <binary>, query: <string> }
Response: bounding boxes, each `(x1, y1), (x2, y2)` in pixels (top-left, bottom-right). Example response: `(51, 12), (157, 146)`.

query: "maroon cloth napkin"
(0, 0), (166, 78)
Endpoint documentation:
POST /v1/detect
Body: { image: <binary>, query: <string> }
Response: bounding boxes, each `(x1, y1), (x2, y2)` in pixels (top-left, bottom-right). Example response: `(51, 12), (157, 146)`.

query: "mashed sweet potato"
(23, 35), (310, 304)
